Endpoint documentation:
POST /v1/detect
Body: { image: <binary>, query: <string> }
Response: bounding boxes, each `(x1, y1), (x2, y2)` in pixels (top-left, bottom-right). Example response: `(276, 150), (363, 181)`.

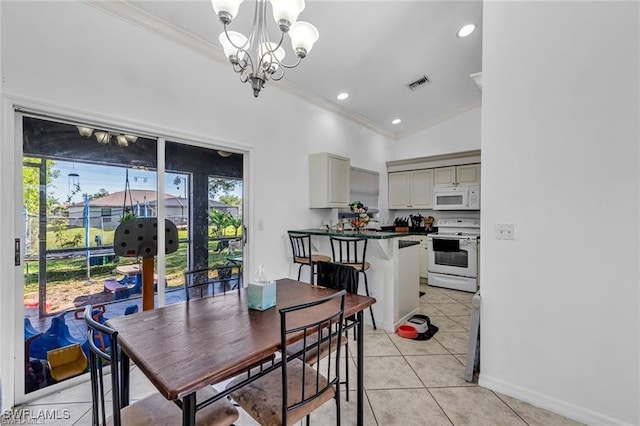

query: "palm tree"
(229, 216), (243, 236)
(209, 209), (232, 237)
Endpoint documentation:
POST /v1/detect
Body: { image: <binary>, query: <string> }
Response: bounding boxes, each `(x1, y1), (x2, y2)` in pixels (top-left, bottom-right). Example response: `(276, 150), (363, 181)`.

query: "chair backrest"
(330, 236), (368, 268)
(280, 290), (346, 424)
(288, 232), (312, 264)
(84, 304), (122, 426)
(183, 263), (242, 301)
(315, 261), (359, 294)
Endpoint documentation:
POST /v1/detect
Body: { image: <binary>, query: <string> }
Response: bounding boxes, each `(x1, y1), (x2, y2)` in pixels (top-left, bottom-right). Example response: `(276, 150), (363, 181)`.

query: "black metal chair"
(288, 232), (331, 285)
(184, 263), (242, 301)
(229, 290), (346, 425)
(84, 305), (239, 426)
(287, 260), (357, 401)
(329, 236), (376, 329)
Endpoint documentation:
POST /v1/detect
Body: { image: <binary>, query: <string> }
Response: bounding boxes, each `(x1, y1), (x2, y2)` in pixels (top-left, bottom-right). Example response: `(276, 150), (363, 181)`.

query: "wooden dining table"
(107, 278), (376, 426)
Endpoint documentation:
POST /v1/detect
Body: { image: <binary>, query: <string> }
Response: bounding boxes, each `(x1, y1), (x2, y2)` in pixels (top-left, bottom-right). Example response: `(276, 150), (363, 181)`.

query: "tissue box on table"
(247, 281), (277, 311)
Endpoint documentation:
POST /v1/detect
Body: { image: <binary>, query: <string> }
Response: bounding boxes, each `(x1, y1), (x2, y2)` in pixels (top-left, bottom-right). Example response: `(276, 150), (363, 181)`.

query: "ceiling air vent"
(406, 75), (431, 91)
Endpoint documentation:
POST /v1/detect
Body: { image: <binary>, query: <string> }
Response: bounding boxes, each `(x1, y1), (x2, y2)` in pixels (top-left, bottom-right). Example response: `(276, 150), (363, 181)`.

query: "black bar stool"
(329, 236), (377, 329)
(288, 232), (331, 285)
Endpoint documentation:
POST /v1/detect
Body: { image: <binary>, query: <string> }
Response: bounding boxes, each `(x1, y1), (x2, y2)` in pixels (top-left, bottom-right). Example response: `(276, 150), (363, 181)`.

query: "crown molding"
(386, 149), (481, 172)
(82, 0), (397, 139)
(82, 1), (473, 142)
(81, 0), (228, 62)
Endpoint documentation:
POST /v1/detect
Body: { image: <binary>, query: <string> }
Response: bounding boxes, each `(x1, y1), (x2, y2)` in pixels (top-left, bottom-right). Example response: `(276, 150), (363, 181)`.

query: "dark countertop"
(289, 228), (411, 240)
(399, 240), (420, 249)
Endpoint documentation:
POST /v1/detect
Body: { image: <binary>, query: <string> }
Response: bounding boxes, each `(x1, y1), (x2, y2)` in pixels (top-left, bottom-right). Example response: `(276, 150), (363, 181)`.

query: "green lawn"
(23, 225), (243, 312)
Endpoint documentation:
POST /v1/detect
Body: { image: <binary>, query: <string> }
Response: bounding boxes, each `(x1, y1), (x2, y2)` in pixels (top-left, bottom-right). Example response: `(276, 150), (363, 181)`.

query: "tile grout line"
(418, 286), (475, 425)
(492, 390), (533, 426)
(384, 329), (457, 425)
(72, 405), (93, 425)
(387, 288), (462, 426)
(426, 287), (533, 425)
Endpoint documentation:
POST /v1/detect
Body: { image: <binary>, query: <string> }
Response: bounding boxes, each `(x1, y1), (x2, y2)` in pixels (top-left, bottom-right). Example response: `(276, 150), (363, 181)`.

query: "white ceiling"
(122, 0), (483, 140)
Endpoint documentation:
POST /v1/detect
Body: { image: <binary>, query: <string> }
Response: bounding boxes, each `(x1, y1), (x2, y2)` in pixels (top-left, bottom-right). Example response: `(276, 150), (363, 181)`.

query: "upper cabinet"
(387, 150), (481, 210)
(388, 169), (433, 209)
(309, 153), (350, 208)
(433, 163), (480, 187)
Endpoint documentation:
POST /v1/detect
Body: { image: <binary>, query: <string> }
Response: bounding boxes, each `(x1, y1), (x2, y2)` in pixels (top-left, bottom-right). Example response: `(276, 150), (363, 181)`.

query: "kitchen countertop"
(288, 228), (428, 240)
(288, 228), (422, 332)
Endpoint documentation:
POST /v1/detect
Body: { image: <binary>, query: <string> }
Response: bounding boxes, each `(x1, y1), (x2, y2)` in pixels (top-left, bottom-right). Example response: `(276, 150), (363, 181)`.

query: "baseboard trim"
(394, 308), (420, 331)
(479, 374), (635, 426)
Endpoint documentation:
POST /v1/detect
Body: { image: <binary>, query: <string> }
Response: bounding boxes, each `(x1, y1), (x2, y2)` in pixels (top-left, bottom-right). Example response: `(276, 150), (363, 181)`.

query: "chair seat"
(294, 254), (331, 265)
(229, 358), (335, 425)
(286, 331), (348, 365)
(112, 386), (239, 426)
(340, 261), (370, 271)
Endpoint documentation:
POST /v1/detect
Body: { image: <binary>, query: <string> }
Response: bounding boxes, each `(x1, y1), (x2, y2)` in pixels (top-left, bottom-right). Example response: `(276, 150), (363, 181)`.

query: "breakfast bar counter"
(288, 228), (421, 331)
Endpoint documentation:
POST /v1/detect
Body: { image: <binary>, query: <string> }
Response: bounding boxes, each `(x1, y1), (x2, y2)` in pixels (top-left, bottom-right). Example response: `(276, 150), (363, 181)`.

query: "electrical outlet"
(495, 224), (515, 240)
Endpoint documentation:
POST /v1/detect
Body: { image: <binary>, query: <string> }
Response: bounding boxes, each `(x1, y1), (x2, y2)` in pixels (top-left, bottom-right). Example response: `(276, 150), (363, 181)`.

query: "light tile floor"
(17, 284), (583, 425)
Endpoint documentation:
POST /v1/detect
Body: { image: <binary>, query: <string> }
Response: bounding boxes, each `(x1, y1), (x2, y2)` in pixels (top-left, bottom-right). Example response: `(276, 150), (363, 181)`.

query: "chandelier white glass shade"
(211, 0), (319, 97)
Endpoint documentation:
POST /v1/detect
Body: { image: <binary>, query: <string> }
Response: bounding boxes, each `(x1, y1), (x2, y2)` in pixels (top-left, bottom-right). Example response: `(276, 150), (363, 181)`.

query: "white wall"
(393, 107), (481, 161)
(480, 2), (639, 425)
(3, 2), (639, 424)
(389, 107), (481, 223)
(0, 1), (393, 407)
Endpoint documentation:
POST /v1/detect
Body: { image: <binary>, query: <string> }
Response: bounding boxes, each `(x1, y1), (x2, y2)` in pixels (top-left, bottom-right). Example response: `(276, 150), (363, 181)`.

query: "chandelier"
(211, 0), (319, 97)
(76, 126), (138, 147)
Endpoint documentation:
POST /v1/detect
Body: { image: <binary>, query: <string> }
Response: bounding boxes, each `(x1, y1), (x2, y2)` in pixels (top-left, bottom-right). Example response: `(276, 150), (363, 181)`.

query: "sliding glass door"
(18, 113), (245, 400)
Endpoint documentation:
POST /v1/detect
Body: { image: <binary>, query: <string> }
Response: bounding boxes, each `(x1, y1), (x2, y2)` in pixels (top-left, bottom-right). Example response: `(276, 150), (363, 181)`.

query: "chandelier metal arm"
(272, 55), (303, 70)
(268, 66), (285, 81)
(222, 24), (248, 52)
(257, 30), (285, 70)
(223, 24), (255, 74)
(214, 0), (318, 97)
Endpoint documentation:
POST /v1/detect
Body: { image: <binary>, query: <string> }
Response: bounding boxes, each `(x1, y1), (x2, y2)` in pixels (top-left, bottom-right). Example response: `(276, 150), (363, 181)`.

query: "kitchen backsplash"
(385, 209), (480, 226)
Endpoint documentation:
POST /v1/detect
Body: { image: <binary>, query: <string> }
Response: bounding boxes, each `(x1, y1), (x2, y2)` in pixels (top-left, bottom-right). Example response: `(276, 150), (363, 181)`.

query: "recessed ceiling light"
(337, 92), (349, 100)
(392, 118), (402, 125)
(457, 24), (476, 38)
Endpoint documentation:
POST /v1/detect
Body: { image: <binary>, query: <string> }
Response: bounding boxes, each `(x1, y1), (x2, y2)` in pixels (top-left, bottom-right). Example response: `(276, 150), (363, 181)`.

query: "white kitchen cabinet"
(388, 169), (433, 209)
(404, 235), (428, 278)
(434, 163), (480, 187)
(419, 239), (428, 279)
(388, 172), (410, 208)
(309, 153), (350, 208)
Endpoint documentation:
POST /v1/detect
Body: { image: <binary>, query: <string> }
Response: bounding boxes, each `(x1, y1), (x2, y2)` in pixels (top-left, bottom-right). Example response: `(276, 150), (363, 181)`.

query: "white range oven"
(427, 218), (480, 292)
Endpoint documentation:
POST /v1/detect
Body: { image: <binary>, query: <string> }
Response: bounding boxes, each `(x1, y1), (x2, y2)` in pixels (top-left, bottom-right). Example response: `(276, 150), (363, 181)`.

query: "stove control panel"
(436, 218), (480, 228)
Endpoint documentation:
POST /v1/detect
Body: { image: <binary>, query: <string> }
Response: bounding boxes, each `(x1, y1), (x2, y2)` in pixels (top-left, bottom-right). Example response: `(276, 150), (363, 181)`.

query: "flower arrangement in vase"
(349, 201), (372, 232)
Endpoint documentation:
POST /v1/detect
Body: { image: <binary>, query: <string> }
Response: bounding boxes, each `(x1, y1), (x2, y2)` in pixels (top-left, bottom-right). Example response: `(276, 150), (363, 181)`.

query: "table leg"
(356, 310), (364, 426)
(183, 393), (196, 426)
(120, 352), (130, 408)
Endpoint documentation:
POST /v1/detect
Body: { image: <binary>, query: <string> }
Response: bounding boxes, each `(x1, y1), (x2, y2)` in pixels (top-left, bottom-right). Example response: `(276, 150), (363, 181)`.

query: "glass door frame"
(9, 106), (250, 406)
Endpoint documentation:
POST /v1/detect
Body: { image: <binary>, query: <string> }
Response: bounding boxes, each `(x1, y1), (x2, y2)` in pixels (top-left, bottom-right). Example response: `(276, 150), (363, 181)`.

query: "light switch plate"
(495, 224), (515, 240)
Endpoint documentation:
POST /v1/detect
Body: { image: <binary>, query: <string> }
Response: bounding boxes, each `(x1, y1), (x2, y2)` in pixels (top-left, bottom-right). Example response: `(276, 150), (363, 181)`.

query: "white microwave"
(433, 185), (480, 210)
